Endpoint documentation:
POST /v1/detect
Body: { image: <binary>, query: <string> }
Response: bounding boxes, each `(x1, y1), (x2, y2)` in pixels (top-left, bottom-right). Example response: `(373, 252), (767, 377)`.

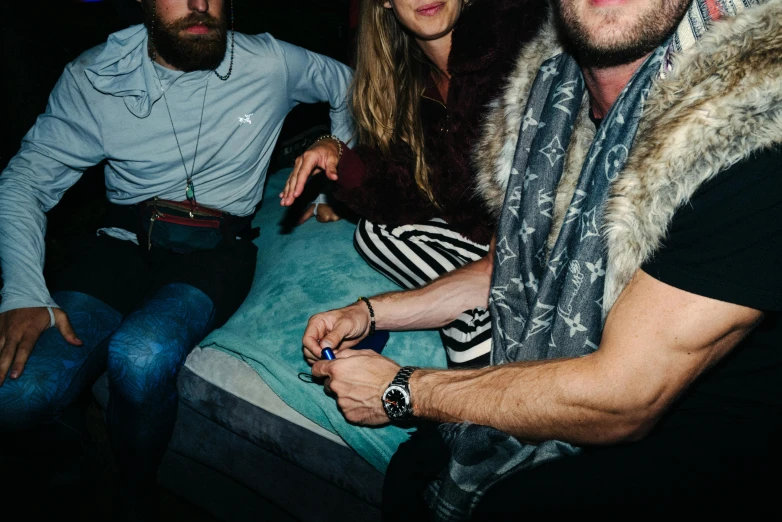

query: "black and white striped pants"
(354, 218), (492, 368)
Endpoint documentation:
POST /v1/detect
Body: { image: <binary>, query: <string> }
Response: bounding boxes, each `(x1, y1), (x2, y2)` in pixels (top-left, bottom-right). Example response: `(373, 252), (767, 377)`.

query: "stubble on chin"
(555, 0), (691, 68)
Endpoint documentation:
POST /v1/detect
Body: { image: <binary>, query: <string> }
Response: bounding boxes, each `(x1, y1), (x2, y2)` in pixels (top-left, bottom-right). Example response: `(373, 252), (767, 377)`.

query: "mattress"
(93, 348), (385, 521)
(174, 348), (386, 519)
(184, 346), (347, 447)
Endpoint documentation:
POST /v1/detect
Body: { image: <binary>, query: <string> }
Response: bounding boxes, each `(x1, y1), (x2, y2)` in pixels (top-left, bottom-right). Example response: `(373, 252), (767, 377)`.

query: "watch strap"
(382, 367), (419, 421)
(392, 366), (418, 387)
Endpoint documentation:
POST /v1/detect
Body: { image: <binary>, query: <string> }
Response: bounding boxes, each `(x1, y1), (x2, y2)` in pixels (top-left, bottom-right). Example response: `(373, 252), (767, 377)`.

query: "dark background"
(1, 0), (354, 285)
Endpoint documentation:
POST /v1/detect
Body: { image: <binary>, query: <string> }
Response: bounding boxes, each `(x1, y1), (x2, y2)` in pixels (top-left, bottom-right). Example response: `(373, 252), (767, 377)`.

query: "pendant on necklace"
(185, 180), (195, 202)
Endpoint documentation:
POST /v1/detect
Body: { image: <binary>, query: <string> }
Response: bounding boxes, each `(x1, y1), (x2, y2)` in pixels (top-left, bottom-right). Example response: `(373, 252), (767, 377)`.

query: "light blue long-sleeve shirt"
(0, 25), (353, 313)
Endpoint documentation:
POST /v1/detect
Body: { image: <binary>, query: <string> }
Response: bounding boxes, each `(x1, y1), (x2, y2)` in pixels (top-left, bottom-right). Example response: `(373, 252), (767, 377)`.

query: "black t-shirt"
(641, 146), (782, 422)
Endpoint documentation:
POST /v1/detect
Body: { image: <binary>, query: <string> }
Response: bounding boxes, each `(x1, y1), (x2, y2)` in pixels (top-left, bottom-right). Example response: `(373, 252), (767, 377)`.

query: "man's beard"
(555, 0), (691, 68)
(146, 10), (227, 72)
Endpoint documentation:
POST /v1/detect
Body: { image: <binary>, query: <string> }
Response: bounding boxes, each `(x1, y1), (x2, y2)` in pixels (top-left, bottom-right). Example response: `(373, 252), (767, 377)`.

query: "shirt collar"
(84, 24), (214, 118)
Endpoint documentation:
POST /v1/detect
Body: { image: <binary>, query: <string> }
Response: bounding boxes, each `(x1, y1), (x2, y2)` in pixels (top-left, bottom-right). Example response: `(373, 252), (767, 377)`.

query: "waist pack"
(137, 198), (228, 253)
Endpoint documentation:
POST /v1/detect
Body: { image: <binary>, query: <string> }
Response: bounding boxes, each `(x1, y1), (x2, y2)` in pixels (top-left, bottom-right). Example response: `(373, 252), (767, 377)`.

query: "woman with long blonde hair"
(281, 0), (545, 367)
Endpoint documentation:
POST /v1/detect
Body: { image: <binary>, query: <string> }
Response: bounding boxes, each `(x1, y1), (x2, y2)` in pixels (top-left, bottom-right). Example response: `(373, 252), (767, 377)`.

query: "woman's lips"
(417, 2), (445, 16)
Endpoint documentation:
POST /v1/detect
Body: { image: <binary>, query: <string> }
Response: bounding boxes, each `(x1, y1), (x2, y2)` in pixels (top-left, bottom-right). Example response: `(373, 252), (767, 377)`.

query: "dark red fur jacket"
(333, 0), (547, 245)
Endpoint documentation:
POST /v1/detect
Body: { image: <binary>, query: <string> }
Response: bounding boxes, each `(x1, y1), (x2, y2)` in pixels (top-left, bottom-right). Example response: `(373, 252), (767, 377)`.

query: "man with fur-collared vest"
(301, 0), (782, 517)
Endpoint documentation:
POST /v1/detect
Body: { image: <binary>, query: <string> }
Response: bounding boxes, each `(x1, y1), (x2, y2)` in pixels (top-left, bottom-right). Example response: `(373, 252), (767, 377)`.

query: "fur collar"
(472, 13), (562, 216)
(474, 0), (782, 316)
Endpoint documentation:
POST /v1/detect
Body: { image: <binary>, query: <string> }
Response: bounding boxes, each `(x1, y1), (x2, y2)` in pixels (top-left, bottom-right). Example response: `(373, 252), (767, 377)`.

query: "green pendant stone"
(185, 182), (195, 201)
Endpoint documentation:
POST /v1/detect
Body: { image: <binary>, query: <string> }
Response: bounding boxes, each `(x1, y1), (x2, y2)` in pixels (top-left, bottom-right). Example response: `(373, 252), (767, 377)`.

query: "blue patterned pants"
(0, 284), (214, 488)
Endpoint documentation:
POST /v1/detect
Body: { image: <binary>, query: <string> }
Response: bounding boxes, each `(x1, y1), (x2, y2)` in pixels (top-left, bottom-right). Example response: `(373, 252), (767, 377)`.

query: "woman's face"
(383, 0), (464, 42)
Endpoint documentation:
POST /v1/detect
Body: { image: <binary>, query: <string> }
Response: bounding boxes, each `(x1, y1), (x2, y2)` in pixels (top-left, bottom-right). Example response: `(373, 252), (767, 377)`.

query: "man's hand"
(302, 302), (371, 365)
(312, 349), (400, 426)
(0, 307), (82, 386)
(297, 203), (342, 225)
(280, 138), (341, 207)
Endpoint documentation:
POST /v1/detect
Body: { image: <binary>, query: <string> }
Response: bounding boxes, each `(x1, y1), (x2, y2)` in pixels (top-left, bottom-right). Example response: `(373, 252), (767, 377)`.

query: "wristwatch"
(382, 366), (418, 421)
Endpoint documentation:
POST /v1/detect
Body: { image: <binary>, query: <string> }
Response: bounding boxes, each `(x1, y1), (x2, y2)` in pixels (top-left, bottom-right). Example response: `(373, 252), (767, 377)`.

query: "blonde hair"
(349, 0), (440, 204)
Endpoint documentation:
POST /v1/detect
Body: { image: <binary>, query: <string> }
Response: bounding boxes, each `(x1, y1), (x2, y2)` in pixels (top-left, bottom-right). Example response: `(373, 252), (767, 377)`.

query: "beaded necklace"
(213, 0), (235, 81)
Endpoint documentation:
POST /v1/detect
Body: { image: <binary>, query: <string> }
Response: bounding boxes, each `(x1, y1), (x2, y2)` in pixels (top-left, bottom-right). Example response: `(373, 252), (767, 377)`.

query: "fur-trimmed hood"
(474, 0), (782, 316)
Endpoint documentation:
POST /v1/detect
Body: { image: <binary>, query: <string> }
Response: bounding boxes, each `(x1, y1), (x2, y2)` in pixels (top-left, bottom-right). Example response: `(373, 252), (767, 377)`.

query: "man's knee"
(105, 285), (214, 406)
(106, 330), (184, 407)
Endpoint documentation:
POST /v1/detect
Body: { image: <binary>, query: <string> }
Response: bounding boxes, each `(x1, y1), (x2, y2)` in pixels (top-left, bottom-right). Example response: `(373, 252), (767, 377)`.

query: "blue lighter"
(321, 331), (390, 361)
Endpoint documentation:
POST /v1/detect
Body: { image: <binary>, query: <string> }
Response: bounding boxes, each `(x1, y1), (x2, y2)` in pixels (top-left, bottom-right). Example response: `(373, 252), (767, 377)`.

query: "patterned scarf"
(424, 1), (763, 520)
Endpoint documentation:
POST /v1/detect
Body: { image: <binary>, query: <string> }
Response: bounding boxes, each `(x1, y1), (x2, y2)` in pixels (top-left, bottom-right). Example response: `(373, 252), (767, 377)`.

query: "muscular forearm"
(372, 255), (493, 332)
(407, 271), (764, 446)
(409, 354), (650, 445)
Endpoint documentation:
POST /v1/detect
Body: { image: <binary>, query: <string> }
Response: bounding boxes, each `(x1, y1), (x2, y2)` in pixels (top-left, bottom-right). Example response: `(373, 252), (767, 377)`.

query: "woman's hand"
(280, 138), (341, 207)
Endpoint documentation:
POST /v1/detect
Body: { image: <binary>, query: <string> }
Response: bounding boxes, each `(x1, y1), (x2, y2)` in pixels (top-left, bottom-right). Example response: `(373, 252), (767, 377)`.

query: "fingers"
(54, 309), (83, 346)
(303, 343), (320, 365)
(302, 315), (330, 359)
(303, 306), (370, 367)
(311, 353), (396, 426)
(0, 307), (57, 385)
(309, 361), (334, 395)
(8, 334), (36, 380)
(0, 337), (15, 386)
(280, 153), (323, 206)
(325, 152), (339, 181)
(319, 319), (357, 351)
(280, 139), (343, 205)
(311, 359), (329, 379)
(280, 156), (303, 206)
(292, 154), (320, 201)
(297, 204), (316, 225)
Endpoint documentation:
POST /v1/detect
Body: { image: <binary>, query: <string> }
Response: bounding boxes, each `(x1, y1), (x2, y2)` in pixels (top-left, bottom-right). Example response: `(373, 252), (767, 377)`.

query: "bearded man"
(301, 0), (781, 517)
(0, 0), (352, 515)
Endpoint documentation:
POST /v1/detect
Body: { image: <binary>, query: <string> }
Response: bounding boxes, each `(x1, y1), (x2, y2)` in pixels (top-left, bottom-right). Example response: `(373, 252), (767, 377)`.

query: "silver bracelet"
(46, 307), (56, 329)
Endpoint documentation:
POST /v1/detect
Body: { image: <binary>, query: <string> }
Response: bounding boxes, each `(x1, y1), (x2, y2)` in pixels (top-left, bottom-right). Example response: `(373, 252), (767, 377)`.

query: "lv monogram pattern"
(425, 46), (667, 522)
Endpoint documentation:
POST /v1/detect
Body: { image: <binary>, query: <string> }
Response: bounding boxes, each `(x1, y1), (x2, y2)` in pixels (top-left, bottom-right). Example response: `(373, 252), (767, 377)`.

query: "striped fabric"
(354, 218), (492, 368)
(662, 0), (762, 76)
(670, 0), (761, 52)
(671, 0), (758, 53)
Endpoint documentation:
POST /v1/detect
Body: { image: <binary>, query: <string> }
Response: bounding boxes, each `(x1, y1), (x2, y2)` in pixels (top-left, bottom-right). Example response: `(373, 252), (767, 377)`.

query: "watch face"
(382, 386), (410, 419)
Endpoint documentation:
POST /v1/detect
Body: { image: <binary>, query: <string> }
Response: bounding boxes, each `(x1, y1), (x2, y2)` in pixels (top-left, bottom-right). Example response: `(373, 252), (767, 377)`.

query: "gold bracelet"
(316, 134), (343, 160)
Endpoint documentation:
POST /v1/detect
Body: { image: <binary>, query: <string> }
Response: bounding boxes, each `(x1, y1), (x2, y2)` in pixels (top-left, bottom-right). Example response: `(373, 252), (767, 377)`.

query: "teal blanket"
(201, 169), (446, 473)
